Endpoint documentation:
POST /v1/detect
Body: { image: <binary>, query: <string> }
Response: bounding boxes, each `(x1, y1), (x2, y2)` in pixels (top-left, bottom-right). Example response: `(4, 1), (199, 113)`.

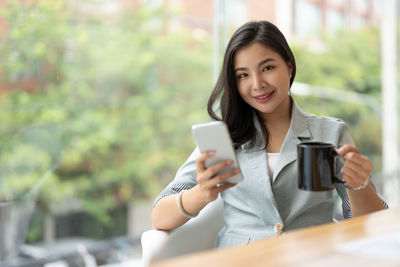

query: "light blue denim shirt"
(154, 100), (385, 248)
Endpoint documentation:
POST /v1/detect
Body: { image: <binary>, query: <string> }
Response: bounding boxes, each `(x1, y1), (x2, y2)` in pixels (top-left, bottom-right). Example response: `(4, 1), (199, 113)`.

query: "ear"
(287, 62), (293, 78)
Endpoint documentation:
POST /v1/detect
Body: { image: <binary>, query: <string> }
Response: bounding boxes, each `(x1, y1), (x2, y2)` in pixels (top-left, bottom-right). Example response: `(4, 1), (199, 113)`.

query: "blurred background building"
(142, 0), (383, 38)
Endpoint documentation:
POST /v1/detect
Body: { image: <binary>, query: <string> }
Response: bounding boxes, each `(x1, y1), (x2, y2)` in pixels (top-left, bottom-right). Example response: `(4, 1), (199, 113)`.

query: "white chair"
(141, 197), (224, 267)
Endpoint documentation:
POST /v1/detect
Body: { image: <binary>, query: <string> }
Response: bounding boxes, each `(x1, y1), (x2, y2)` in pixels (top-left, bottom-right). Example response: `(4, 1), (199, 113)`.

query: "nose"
(252, 74), (266, 90)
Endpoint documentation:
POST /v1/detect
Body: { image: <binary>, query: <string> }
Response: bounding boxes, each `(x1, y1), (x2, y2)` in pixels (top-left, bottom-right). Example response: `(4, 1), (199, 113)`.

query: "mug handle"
(333, 150), (369, 190)
(333, 150), (345, 184)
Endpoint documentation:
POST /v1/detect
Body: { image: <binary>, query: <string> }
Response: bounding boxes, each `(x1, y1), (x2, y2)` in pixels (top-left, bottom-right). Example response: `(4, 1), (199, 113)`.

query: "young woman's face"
(234, 42), (292, 119)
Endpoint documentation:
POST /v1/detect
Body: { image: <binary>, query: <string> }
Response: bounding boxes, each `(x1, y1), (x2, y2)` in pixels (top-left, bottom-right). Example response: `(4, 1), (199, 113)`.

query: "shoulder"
(304, 113), (351, 144)
(305, 112), (348, 130)
(293, 99), (344, 125)
(291, 99), (352, 144)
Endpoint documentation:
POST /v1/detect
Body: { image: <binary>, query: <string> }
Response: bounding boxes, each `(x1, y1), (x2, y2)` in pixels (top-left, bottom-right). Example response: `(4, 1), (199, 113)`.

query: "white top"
(267, 152), (280, 182)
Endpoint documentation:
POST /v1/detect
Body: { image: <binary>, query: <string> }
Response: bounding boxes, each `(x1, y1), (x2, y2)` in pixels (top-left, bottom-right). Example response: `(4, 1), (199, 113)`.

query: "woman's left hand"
(337, 145), (371, 188)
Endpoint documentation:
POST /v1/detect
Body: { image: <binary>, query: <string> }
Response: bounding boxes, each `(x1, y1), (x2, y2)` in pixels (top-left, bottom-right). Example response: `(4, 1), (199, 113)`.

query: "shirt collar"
(290, 98), (311, 139)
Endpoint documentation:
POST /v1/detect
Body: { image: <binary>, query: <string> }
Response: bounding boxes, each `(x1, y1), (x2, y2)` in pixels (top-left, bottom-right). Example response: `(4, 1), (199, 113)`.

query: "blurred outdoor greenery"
(0, 0), (386, 242)
(0, 0), (212, 241)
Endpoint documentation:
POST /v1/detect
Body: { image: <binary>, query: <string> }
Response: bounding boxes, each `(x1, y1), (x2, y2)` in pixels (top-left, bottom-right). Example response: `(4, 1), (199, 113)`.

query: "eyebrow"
(234, 58), (276, 73)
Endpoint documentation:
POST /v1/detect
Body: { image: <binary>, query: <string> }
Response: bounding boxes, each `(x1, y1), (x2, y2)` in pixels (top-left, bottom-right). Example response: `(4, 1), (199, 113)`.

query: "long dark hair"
(207, 21), (296, 149)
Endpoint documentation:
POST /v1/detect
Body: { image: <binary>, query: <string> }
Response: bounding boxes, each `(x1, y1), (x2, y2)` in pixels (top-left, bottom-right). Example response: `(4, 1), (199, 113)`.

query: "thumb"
(336, 144), (358, 155)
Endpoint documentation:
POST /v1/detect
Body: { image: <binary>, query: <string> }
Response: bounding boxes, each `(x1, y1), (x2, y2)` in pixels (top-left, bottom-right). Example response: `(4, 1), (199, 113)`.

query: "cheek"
(271, 74), (291, 90)
(237, 83), (249, 101)
(283, 78), (291, 90)
(237, 80), (250, 94)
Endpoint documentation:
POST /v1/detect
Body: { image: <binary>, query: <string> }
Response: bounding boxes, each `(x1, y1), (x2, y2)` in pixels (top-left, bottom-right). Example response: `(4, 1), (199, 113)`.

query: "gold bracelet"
(176, 190), (198, 219)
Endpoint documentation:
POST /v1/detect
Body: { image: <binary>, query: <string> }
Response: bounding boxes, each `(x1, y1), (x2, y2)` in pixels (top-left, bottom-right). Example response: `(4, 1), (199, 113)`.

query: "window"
(326, 9), (344, 33)
(294, 0), (322, 39)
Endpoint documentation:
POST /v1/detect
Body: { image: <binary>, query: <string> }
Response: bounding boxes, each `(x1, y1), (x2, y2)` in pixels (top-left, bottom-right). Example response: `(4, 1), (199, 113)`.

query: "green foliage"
(0, 0), (211, 239)
(293, 27), (381, 97)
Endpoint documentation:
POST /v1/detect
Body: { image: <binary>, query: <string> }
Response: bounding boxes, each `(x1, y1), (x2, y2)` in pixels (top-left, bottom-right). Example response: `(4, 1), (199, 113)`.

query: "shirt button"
(274, 223), (283, 234)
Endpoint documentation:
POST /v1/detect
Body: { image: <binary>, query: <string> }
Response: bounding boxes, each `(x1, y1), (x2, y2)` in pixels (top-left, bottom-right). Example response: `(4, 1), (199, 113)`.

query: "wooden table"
(151, 207), (400, 267)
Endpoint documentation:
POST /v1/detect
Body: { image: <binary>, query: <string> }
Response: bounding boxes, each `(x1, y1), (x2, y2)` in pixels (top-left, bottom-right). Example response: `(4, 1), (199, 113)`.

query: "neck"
(261, 96), (292, 153)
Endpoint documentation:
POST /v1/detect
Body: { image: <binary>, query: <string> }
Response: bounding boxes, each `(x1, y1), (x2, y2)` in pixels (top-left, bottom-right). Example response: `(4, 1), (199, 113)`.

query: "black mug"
(297, 142), (345, 191)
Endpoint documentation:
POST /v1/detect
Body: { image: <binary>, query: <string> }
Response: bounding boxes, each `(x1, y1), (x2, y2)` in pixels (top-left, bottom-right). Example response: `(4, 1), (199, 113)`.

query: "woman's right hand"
(195, 151), (240, 204)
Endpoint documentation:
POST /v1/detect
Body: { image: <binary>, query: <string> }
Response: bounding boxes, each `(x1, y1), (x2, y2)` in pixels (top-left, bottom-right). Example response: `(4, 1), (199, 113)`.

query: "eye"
(237, 73), (248, 79)
(263, 66), (273, 72)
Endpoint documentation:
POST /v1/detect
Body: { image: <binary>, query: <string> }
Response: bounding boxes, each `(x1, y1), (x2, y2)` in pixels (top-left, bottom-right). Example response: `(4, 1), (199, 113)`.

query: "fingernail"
(226, 160), (233, 164)
(208, 151), (215, 155)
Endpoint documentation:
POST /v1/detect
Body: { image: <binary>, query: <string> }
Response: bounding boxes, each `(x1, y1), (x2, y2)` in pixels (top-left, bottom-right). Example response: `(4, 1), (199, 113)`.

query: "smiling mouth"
(255, 91), (274, 100)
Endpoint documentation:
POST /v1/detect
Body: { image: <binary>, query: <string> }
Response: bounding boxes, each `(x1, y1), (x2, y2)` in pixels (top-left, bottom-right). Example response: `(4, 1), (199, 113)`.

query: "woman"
(151, 21), (387, 248)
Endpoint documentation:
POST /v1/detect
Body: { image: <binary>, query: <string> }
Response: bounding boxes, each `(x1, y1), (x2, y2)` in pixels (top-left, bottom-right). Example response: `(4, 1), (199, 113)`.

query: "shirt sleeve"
(336, 180), (389, 220)
(335, 120), (388, 219)
(153, 147), (201, 207)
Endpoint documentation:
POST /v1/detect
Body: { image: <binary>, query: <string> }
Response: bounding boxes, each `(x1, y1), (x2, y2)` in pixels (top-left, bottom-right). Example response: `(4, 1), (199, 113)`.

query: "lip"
(254, 91), (275, 103)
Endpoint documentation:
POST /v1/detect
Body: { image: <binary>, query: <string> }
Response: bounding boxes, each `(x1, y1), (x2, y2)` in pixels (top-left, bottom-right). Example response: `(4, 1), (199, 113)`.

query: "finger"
(341, 172), (359, 187)
(204, 159), (234, 179)
(196, 151), (215, 173)
(215, 182), (237, 193)
(341, 164), (367, 183)
(340, 151), (372, 174)
(337, 145), (360, 155)
(341, 171), (368, 188)
(198, 159), (234, 185)
(342, 162), (370, 181)
(342, 158), (372, 177)
(342, 153), (372, 170)
(208, 167), (241, 187)
(197, 172), (214, 185)
(341, 165), (363, 182)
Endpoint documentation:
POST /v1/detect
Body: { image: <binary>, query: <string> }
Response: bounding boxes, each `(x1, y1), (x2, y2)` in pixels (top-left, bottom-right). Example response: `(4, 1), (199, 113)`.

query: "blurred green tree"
(0, 0), (212, 241)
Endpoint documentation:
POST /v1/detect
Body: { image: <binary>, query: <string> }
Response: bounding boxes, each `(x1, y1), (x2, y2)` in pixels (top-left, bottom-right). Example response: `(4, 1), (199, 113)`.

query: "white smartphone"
(191, 121), (243, 183)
